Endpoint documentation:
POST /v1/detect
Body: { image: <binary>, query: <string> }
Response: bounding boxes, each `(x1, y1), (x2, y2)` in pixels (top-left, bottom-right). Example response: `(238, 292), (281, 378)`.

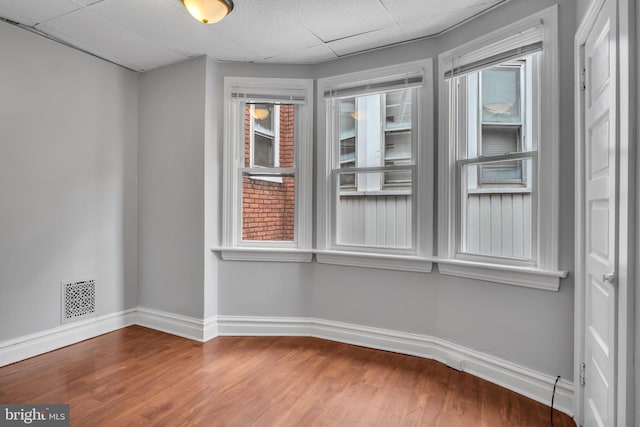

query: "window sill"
(436, 258), (568, 291)
(212, 247), (313, 262)
(316, 250), (432, 273)
(339, 190), (412, 197)
(467, 188), (532, 194)
(212, 249), (567, 290)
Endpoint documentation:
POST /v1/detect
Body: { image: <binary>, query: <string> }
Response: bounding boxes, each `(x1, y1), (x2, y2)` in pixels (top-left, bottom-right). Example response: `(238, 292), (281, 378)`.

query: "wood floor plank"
(0, 326), (575, 427)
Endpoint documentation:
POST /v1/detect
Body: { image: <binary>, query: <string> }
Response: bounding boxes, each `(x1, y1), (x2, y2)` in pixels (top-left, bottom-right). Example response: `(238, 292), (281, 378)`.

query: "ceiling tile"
(71, 0), (105, 6)
(0, 0), (513, 68)
(264, 44), (337, 64)
(0, 0), (81, 26)
(381, 0), (502, 25)
(327, 26), (406, 57)
(37, 8), (187, 71)
(213, 0), (323, 59)
(89, 0), (262, 63)
(275, 0), (395, 42)
(399, 3), (495, 39)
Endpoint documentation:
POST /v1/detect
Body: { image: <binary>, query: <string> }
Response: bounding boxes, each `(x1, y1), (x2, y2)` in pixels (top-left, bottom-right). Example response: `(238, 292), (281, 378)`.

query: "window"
(221, 77), (313, 261)
(317, 60), (433, 272)
(438, 6), (566, 289)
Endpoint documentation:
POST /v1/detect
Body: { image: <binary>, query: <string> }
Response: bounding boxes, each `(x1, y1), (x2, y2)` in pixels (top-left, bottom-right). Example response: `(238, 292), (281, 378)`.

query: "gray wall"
(138, 57), (208, 318)
(203, 57), (222, 319)
(576, 0), (593, 23)
(0, 0), (580, 384)
(636, 0), (640, 421)
(0, 21), (138, 340)
(216, 0), (577, 380)
(213, 62), (314, 319)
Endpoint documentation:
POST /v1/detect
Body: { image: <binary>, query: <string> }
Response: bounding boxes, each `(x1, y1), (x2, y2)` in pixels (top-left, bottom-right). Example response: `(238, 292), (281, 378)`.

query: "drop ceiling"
(0, 0), (508, 72)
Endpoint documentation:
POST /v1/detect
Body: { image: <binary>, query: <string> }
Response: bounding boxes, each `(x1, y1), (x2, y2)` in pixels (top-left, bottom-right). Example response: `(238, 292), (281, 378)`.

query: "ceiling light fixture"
(181, 0), (234, 24)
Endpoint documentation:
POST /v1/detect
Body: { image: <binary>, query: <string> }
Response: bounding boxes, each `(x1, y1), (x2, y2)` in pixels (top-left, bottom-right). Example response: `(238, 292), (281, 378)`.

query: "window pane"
(461, 160), (533, 259)
(242, 175), (295, 241)
(383, 166), (412, 187)
(336, 171), (412, 248)
(385, 130), (412, 159)
(384, 129), (412, 187)
(339, 100), (357, 190)
(254, 133), (274, 167)
(385, 90), (412, 130)
(384, 90), (412, 188)
(340, 99), (356, 139)
(480, 161), (523, 183)
(337, 89), (413, 192)
(481, 66), (521, 123)
(481, 126), (520, 156)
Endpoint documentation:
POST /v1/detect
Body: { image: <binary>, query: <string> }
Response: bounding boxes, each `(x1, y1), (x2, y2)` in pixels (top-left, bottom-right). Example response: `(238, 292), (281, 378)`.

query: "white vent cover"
(61, 279), (95, 323)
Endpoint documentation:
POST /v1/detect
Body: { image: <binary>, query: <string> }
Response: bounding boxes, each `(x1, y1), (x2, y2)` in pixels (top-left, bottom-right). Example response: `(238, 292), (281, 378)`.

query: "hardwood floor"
(0, 326), (575, 426)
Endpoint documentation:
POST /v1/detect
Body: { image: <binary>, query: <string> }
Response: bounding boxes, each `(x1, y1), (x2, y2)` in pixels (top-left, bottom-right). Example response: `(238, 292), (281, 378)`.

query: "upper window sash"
(327, 88), (421, 170)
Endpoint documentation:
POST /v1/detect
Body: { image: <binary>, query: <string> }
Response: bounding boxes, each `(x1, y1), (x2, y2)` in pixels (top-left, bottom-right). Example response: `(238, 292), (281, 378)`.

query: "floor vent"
(61, 279), (95, 323)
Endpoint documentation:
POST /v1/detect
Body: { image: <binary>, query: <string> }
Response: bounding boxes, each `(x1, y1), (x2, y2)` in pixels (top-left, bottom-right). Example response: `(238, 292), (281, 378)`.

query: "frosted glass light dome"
(181, 0), (234, 24)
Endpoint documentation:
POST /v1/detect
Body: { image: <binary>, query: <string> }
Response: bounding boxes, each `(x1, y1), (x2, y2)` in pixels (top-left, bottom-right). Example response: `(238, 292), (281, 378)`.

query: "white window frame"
(317, 60), (433, 272)
(437, 6), (567, 290)
(219, 77), (314, 262)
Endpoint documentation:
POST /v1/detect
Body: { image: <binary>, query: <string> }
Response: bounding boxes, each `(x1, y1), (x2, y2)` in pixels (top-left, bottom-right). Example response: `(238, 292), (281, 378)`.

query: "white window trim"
(317, 60), (434, 272)
(219, 77), (313, 261)
(437, 5), (567, 289)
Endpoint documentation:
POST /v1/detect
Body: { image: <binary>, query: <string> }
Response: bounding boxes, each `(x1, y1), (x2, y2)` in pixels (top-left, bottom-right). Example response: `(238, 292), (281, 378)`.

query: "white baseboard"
(218, 315), (574, 418)
(135, 306), (218, 343)
(0, 309), (136, 367)
(0, 307), (217, 368)
(0, 310), (574, 419)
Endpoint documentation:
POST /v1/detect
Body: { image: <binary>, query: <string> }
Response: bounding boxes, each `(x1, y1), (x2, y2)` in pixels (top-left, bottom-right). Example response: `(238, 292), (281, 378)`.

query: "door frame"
(574, 0), (636, 425)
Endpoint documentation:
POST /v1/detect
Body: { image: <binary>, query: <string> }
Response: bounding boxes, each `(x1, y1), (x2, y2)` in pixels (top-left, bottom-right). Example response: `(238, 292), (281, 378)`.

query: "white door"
(582, 0), (618, 426)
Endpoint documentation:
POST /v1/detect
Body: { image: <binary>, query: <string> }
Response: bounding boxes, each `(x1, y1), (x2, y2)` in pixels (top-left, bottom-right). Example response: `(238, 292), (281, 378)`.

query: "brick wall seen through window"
(242, 104), (296, 241)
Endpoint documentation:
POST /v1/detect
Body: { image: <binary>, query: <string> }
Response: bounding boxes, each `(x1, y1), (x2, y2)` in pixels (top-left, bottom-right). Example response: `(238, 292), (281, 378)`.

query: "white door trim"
(574, 3), (603, 423)
(574, 0), (636, 425)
